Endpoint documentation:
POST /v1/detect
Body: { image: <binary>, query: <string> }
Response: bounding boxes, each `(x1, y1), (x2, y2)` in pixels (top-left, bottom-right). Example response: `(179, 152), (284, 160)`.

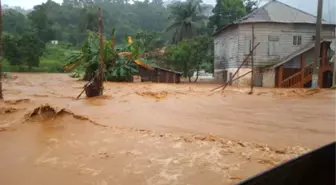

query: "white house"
(213, 0), (335, 88)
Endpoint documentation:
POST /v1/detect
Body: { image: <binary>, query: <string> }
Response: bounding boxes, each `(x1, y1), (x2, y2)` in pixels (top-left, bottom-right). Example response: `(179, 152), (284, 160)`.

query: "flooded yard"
(0, 73), (335, 185)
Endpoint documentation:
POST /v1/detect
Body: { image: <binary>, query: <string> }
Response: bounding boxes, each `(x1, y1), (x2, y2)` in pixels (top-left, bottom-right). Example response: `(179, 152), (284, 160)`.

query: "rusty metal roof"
(154, 67), (182, 74)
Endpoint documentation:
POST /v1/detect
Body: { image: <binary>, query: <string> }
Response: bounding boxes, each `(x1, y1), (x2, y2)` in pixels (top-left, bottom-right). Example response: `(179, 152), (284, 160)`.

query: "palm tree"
(0, 0), (3, 100)
(165, 0), (205, 44)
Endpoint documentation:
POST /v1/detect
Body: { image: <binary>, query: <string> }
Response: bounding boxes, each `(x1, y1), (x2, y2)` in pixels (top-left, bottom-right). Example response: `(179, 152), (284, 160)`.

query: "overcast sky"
(3, 0), (336, 22)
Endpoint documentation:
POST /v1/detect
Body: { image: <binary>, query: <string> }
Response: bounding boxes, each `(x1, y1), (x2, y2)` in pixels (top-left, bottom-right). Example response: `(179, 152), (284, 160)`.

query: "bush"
(3, 43), (80, 73)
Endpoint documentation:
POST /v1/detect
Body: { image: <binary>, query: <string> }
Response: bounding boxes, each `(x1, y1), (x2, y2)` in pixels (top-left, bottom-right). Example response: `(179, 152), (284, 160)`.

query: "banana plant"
(64, 28), (154, 81)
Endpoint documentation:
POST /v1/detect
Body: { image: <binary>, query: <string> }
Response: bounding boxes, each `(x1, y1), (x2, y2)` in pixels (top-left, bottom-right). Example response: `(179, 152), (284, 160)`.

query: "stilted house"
(213, 0), (335, 88)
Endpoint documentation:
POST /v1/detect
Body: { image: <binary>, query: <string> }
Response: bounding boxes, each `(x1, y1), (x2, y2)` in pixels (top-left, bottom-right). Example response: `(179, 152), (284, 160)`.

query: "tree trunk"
(188, 76), (191, 82)
(194, 62), (201, 83)
(0, 0), (3, 100)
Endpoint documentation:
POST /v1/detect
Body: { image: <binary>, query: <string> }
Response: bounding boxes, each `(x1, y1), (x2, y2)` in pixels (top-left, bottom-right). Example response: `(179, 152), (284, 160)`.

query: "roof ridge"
(235, 0), (273, 24)
(273, 0), (327, 22)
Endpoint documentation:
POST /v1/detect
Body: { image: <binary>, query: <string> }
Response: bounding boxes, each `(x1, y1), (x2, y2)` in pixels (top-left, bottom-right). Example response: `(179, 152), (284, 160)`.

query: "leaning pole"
(98, 7), (104, 95)
(0, 0), (3, 100)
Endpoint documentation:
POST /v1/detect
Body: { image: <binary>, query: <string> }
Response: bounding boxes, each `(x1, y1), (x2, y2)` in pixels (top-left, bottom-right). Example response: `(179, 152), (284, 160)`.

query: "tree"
(188, 35), (213, 82)
(0, 0), (3, 100)
(244, 0), (259, 13)
(19, 32), (45, 70)
(64, 30), (154, 82)
(3, 33), (21, 66)
(152, 0), (163, 6)
(164, 35), (213, 82)
(3, 9), (29, 34)
(3, 31), (45, 70)
(79, 6), (99, 32)
(135, 31), (163, 52)
(28, 1), (55, 42)
(208, 0), (247, 30)
(165, 0), (205, 43)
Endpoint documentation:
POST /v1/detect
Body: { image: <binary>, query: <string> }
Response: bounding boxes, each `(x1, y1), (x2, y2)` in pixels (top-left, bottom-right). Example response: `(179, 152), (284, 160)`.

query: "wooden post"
(300, 55), (305, 87)
(278, 65), (283, 87)
(0, 0), (3, 100)
(319, 42), (327, 87)
(321, 42), (326, 68)
(210, 42), (261, 92)
(333, 54), (336, 87)
(250, 24), (255, 94)
(311, 0), (323, 88)
(98, 8), (104, 95)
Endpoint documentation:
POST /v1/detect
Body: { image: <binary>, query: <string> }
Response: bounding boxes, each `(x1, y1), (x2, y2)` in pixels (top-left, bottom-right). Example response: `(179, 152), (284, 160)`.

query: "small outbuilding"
(138, 66), (182, 83)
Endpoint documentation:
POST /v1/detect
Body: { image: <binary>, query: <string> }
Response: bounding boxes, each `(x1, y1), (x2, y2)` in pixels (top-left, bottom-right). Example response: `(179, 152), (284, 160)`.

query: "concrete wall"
(262, 69), (276, 87)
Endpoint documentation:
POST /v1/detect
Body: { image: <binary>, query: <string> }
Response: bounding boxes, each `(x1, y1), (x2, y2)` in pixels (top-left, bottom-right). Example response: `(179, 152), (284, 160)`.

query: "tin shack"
(138, 66), (182, 83)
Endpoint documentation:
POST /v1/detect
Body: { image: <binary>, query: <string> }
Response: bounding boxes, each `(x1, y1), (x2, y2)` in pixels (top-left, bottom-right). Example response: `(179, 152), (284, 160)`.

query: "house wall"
(213, 25), (239, 82)
(214, 22), (335, 87)
(237, 23), (335, 67)
(304, 48), (315, 65)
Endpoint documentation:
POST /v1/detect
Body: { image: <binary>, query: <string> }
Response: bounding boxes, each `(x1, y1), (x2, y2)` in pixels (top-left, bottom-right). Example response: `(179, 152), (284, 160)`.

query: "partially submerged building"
(138, 66), (182, 83)
(213, 0), (335, 88)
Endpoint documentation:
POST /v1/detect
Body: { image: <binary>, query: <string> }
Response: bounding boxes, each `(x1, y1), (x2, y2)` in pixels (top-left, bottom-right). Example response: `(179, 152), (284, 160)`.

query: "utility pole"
(0, 0), (3, 100)
(311, 0), (323, 88)
(249, 24), (255, 94)
(333, 54), (336, 87)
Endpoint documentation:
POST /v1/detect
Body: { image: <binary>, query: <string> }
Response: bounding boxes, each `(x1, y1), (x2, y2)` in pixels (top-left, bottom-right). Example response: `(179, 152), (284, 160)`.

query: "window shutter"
(293, 36), (297, 45)
(268, 41), (274, 55)
(228, 40), (233, 58)
(269, 41), (280, 56)
(244, 39), (251, 55)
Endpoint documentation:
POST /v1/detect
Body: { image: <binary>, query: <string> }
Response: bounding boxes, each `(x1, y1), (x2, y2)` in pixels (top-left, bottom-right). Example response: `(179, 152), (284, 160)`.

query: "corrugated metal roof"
(238, 0), (327, 24)
(213, 0), (335, 36)
(154, 67), (182, 74)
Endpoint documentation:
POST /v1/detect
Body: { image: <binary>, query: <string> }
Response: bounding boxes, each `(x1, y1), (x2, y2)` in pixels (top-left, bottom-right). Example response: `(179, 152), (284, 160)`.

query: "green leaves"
(111, 28), (116, 38)
(164, 35), (213, 78)
(64, 28), (145, 82)
(209, 0), (249, 30)
(3, 31), (45, 70)
(166, 0), (206, 43)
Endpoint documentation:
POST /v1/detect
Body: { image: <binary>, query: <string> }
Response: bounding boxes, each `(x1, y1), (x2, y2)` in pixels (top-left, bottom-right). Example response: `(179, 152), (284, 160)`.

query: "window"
(244, 38), (252, 55)
(268, 35), (279, 56)
(293, 36), (302, 45)
(228, 40), (233, 58)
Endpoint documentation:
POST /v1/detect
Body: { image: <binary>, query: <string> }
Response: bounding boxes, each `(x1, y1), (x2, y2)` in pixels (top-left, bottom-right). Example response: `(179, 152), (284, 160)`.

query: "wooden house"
(213, 0), (335, 88)
(138, 66), (181, 83)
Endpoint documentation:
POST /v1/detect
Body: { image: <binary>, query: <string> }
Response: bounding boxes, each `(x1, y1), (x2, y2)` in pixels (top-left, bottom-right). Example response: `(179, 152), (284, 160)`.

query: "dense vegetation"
(2, 0), (258, 81)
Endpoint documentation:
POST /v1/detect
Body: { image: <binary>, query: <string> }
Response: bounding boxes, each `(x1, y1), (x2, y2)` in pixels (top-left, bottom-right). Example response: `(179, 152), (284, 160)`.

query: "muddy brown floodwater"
(0, 73), (335, 185)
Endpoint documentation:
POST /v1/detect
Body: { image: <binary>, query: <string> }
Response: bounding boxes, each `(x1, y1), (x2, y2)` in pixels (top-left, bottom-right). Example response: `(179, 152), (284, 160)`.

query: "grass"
(3, 58), (67, 73)
(3, 44), (79, 73)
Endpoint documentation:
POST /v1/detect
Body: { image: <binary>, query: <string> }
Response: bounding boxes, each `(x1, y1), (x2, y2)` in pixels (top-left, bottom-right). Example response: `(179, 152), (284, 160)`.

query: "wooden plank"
(319, 42), (327, 87)
(300, 55), (305, 87)
(322, 36), (336, 39)
(277, 65), (283, 87)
